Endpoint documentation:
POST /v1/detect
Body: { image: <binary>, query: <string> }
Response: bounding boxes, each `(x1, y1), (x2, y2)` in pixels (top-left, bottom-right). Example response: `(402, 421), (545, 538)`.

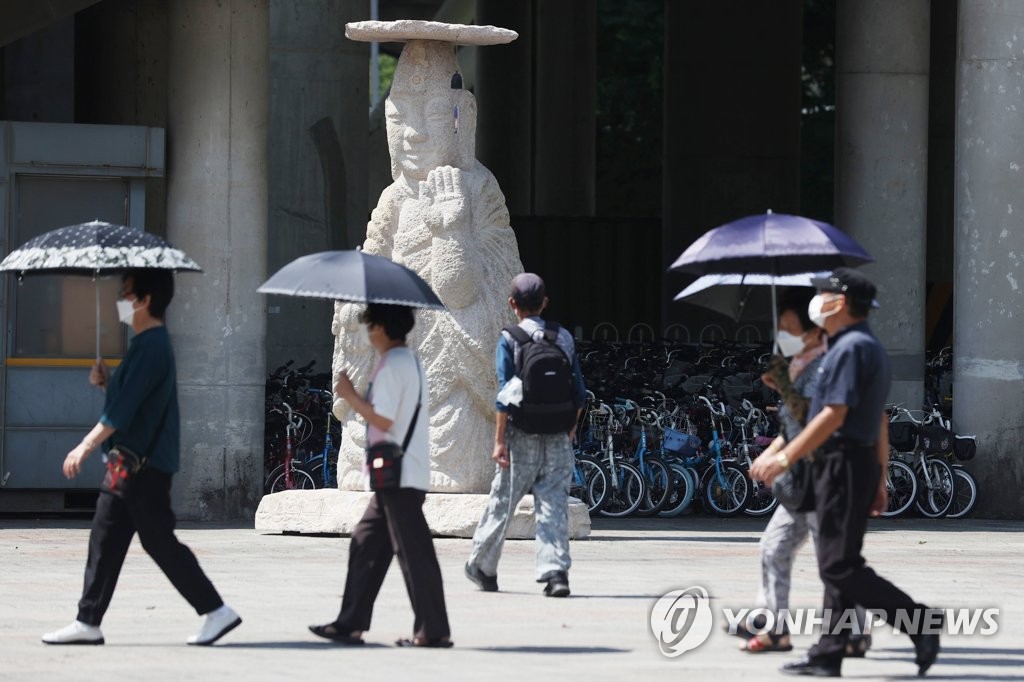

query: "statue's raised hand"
(420, 166), (469, 234)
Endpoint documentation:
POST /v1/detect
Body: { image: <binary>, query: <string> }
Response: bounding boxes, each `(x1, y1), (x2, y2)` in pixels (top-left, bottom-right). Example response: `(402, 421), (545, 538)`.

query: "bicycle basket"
(662, 427), (701, 457)
(918, 425), (953, 453)
(887, 421), (919, 452)
(953, 435), (977, 461)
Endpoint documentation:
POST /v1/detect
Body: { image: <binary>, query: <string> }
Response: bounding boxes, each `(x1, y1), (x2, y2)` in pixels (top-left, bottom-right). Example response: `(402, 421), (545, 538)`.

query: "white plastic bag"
(496, 376), (523, 407)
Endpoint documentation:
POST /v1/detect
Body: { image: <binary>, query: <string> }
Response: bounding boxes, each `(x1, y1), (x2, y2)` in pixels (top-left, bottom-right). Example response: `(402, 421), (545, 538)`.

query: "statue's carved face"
(386, 92), (458, 181)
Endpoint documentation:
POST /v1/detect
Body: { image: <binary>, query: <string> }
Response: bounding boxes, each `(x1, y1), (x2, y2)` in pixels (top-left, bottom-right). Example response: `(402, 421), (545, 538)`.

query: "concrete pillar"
(474, 0), (531, 216)
(533, 0), (595, 216)
(835, 0), (930, 409)
(166, 0), (268, 520)
(953, 0), (1024, 518)
(266, 0), (368, 372)
(662, 1), (802, 328)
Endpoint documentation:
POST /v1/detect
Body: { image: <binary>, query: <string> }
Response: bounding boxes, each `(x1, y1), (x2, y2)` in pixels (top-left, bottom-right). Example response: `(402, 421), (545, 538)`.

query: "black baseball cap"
(811, 267), (881, 308)
(510, 272), (546, 309)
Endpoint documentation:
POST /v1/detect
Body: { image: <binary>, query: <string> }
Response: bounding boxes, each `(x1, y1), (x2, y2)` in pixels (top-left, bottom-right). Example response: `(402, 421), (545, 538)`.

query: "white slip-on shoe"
(42, 620), (104, 645)
(187, 605), (242, 646)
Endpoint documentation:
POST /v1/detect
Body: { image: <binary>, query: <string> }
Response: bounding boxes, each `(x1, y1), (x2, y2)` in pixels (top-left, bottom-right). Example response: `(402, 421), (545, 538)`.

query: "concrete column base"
(254, 490), (592, 540)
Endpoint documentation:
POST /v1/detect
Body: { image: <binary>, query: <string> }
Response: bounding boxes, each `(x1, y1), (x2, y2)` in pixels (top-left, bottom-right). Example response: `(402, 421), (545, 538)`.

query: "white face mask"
(808, 294), (841, 329)
(775, 330), (806, 357)
(116, 298), (138, 325)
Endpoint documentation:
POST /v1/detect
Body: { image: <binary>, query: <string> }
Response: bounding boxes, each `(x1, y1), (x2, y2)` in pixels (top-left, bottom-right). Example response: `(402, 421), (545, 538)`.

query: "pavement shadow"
(217, 641), (390, 650)
(587, 534), (760, 543)
(470, 645), (629, 654)
(868, 646), (1024, 673)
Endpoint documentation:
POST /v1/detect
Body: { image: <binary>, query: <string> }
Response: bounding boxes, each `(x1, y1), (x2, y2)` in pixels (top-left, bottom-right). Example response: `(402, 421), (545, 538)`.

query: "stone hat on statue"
(346, 20), (517, 95)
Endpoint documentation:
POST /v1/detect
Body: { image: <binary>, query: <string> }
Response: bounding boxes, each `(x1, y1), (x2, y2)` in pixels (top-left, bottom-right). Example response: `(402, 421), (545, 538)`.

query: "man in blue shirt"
(751, 268), (940, 677)
(42, 270), (240, 647)
(466, 273), (586, 598)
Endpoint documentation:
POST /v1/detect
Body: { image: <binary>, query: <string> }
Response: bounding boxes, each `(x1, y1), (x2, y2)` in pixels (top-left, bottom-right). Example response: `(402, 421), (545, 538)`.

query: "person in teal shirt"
(42, 269), (241, 647)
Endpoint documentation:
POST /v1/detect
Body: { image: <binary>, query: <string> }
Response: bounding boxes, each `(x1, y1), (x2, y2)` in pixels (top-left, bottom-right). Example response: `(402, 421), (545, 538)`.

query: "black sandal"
(741, 633), (793, 653)
(394, 637), (454, 648)
(308, 622), (365, 645)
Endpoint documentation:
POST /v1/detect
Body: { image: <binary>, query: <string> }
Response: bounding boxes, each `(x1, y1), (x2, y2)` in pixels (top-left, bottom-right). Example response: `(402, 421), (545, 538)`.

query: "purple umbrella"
(669, 212), (874, 348)
(669, 212), (873, 276)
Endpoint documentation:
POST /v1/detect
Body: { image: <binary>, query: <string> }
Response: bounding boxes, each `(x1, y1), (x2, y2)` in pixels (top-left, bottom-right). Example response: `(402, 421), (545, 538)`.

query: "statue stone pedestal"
(254, 490), (592, 540)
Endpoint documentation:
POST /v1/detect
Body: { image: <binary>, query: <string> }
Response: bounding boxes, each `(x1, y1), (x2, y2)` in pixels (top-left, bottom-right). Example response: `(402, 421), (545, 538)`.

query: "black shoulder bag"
(365, 359), (423, 491)
(101, 402), (170, 498)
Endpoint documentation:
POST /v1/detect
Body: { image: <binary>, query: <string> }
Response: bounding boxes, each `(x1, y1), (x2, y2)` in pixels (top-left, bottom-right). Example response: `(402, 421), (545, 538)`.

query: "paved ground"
(2, 514), (1021, 681)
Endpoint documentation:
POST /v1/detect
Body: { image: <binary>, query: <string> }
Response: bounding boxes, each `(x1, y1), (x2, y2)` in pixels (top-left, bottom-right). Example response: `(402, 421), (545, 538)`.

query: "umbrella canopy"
(669, 212), (873, 276)
(674, 272), (829, 321)
(0, 220), (202, 275)
(258, 250), (445, 310)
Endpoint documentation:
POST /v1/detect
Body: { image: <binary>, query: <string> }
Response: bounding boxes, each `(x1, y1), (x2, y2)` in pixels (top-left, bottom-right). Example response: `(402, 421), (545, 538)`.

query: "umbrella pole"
(95, 277), (101, 362)
(770, 282), (779, 354)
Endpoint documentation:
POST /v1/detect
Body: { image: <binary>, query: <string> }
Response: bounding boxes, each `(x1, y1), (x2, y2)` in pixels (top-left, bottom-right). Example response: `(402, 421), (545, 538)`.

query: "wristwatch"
(776, 451), (790, 471)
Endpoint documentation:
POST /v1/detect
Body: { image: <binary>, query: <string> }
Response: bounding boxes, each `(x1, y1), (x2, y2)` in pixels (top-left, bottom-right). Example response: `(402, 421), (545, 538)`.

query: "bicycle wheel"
(307, 454), (339, 489)
(658, 463), (695, 517)
(263, 463), (286, 495)
(597, 461), (645, 517)
(880, 459), (917, 518)
(914, 457), (956, 518)
(634, 456), (673, 517)
(743, 478), (779, 517)
(947, 466), (978, 519)
(267, 463), (318, 493)
(702, 462), (750, 517)
(571, 456), (609, 514)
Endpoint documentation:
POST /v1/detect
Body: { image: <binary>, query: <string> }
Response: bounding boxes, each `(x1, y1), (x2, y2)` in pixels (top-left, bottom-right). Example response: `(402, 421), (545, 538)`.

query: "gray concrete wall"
(166, 0), (269, 520)
(835, 0), (929, 410)
(953, 0), (1024, 518)
(266, 0), (369, 374)
(2, 17), (74, 122)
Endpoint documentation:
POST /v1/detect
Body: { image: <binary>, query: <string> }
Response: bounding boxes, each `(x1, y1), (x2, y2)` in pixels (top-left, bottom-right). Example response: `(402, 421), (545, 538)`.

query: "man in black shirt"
(751, 268), (940, 677)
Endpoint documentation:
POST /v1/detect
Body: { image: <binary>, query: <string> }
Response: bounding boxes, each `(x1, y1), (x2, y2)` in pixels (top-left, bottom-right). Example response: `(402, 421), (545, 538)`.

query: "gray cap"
(510, 272), (545, 308)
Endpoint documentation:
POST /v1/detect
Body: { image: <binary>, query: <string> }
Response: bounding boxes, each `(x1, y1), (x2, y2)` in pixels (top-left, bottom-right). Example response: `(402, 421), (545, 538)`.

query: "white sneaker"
(42, 620), (104, 645)
(187, 604), (241, 646)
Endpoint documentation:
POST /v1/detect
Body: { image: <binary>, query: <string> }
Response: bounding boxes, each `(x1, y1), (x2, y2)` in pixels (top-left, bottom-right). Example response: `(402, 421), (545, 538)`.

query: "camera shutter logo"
(650, 586), (714, 657)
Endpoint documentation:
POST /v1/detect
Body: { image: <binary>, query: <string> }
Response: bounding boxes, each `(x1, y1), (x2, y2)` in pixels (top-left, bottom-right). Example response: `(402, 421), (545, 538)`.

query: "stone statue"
(334, 21), (524, 493)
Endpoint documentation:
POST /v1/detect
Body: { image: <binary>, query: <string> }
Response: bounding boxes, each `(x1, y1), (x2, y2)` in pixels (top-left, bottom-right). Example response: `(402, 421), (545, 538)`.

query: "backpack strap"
(503, 325), (531, 346)
(542, 321), (560, 342)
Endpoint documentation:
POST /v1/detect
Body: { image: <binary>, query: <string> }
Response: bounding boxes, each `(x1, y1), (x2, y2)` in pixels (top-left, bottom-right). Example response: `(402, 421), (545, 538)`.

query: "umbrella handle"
(95, 278), (101, 363)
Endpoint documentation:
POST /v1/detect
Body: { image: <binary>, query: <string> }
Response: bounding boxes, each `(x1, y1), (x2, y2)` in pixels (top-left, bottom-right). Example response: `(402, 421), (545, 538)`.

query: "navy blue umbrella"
(258, 250), (445, 310)
(669, 212), (874, 277)
(669, 212), (874, 348)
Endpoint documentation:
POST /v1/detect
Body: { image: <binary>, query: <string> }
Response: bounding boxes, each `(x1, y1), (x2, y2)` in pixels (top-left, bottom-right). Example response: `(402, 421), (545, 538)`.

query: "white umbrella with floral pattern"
(0, 220), (202, 357)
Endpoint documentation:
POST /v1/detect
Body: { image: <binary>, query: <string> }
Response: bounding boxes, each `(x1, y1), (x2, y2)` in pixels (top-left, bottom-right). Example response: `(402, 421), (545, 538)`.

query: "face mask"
(116, 298), (138, 325)
(775, 330), (805, 357)
(808, 294), (841, 329)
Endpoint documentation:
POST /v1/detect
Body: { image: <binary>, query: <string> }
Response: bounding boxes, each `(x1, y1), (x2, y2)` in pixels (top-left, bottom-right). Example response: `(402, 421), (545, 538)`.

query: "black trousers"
(335, 489), (450, 641)
(77, 468), (223, 625)
(808, 449), (927, 661)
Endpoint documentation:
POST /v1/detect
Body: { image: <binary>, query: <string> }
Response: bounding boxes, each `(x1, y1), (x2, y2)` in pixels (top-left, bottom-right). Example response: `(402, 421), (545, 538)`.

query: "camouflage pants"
(468, 427), (573, 581)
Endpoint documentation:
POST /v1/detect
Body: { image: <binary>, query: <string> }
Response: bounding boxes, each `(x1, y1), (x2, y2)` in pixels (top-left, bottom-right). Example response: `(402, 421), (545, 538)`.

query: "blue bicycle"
(695, 396), (750, 516)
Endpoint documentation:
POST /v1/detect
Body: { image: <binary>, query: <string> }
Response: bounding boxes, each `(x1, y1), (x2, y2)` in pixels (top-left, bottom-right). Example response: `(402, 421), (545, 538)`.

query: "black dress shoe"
(780, 655), (842, 677)
(914, 632), (940, 676)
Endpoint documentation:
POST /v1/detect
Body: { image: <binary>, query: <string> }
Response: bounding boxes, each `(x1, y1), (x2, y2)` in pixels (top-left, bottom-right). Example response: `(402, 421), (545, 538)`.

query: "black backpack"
(503, 322), (578, 434)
